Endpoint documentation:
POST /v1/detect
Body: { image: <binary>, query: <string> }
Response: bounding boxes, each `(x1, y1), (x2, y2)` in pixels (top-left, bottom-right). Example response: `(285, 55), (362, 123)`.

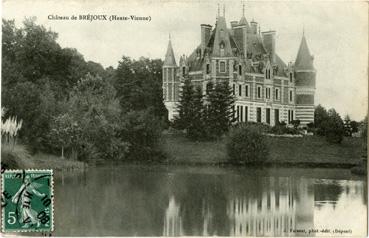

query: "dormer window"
(220, 42), (225, 56)
(238, 65), (242, 75)
(220, 29), (225, 38)
(265, 69), (271, 79)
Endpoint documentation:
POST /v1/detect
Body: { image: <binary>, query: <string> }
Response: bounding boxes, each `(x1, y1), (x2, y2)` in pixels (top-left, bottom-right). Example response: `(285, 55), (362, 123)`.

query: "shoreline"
(1, 133), (366, 176)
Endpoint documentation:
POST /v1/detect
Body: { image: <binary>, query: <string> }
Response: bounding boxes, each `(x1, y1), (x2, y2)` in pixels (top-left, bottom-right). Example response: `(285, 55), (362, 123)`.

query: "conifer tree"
(187, 86), (205, 140)
(205, 81), (235, 138)
(173, 78), (194, 130)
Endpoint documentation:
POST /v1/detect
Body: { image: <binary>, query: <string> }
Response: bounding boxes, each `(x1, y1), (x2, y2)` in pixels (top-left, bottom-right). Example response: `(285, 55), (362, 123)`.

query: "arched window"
(220, 42), (225, 56)
(182, 66), (186, 77)
(238, 65), (242, 75)
(289, 72), (293, 82)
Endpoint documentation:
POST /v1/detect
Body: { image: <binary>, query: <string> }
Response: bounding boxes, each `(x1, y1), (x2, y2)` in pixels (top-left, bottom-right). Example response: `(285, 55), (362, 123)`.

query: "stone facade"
(163, 8), (316, 126)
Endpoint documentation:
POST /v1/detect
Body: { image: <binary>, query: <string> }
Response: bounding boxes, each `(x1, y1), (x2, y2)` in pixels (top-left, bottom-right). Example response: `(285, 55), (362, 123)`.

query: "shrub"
(291, 120), (300, 129)
(323, 109), (345, 144)
(226, 124), (268, 164)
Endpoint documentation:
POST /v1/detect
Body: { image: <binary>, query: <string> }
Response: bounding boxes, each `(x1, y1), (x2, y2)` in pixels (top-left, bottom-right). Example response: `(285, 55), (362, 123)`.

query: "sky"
(2, 0), (368, 120)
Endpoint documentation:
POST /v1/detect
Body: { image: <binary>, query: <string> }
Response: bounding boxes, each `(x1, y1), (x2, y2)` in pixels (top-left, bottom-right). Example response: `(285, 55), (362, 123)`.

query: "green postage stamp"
(2, 169), (54, 232)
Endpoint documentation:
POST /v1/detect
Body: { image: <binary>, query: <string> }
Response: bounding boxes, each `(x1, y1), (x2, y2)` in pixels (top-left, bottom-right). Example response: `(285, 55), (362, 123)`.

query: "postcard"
(1, 0), (367, 236)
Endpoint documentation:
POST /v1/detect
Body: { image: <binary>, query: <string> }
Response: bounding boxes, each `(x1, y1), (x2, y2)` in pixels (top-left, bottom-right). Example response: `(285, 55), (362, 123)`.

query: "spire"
(223, 4), (225, 17)
(239, 1), (249, 26)
(295, 32), (314, 71)
(164, 35), (177, 67)
(217, 3), (220, 18)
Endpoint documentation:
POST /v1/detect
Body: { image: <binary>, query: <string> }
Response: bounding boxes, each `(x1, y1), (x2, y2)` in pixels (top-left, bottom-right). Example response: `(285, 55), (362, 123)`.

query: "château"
(162, 6), (316, 126)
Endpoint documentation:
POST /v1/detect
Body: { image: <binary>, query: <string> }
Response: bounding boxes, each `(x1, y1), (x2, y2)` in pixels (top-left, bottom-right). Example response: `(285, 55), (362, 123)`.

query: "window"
(238, 65), (242, 75)
(265, 87), (271, 99)
(275, 88), (279, 100)
(274, 109), (279, 125)
(245, 85), (249, 97)
(232, 84), (235, 95)
(245, 106), (248, 121)
(206, 63), (210, 74)
(257, 107), (262, 122)
(257, 86), (262, 99)
(266, 108), (270, 124)
(240, 106), (243, 122)
(289, 72), (293, 83)
(239, 85), (242, 97)
(288, 110), (294, 124)
(182, 66), (186, 77)
(219, 61), (226, 73)
(289, 90), (293, 102)
(265, 69), (271, 79)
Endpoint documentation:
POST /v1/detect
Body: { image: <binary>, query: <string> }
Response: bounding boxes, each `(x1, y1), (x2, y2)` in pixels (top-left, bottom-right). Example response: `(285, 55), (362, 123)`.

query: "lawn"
(161, 131), (364, 167)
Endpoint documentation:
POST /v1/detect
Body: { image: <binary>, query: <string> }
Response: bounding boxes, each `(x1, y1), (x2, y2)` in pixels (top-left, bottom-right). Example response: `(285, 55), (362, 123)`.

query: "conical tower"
(163, 35), (179, 121)
(294, 32), (316, 126)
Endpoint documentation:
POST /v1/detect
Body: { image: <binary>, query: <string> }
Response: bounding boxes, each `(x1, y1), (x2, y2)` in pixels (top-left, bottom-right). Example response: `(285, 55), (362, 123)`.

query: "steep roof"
(274, 54), (287, 76)
(163, 39), (177, 66)
(294, 34), (314, 70)
(239, 16), (250, 29)
(247, 34), (267, 57)
(212, 16), (234, 57)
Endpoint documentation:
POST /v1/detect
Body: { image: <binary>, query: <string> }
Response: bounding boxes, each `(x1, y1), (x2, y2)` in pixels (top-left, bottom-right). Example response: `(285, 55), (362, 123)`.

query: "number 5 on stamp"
(2, 169), (54, 232)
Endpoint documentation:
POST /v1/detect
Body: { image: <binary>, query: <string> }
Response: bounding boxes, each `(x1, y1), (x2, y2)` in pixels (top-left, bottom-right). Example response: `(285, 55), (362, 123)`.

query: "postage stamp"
(1, 169), (54, 232)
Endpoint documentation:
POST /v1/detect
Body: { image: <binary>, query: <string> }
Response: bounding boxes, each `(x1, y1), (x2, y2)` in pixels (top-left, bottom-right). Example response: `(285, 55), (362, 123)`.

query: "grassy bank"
(161, 132), (364, 167)
(1, 144), (86, 171)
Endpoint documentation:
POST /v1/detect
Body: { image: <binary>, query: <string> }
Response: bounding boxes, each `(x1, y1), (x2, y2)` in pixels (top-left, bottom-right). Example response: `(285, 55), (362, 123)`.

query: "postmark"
(2, 169), (54, 232)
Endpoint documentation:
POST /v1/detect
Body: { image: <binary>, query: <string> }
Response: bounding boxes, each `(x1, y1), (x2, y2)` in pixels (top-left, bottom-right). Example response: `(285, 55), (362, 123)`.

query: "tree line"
(2, 18), (167, 161)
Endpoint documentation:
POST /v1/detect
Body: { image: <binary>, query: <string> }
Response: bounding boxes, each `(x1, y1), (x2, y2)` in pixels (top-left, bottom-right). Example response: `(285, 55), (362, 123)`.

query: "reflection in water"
(54, 165), (366, 236)
(163, 197), (183, 236)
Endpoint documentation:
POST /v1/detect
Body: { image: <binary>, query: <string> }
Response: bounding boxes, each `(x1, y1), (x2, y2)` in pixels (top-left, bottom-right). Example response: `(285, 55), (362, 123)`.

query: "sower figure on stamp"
(11, 175), (45, 228)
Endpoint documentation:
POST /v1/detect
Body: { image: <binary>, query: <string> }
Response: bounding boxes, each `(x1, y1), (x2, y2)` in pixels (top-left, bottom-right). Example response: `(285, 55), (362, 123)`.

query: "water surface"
(54, 164), (367, 236)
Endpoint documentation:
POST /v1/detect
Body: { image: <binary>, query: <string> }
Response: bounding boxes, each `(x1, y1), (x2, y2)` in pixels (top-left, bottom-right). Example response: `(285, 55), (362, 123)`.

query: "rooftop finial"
(223, 4), (225, 17)
(303, 24), (305, 36)
(169, 33), (171, 40)
(217, 3), (220, 17)
(242, 1), (245, 16)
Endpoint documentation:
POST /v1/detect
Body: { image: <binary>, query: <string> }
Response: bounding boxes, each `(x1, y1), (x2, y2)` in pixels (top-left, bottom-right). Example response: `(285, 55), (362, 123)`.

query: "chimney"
(230, 21), (238, 29)
(201, 24), (212, 53)
(262, 31), (276, 63)
(250, 20), (258, 34)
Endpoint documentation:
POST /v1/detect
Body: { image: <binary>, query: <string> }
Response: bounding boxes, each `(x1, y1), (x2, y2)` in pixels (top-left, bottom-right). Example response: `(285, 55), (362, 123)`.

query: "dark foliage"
(226, 124), (268, 164)
(323, 109), (345, 144)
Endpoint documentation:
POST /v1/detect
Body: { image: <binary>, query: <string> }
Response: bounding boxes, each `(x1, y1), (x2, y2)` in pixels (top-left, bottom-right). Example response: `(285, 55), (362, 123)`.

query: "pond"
(54, 164), (367, 236)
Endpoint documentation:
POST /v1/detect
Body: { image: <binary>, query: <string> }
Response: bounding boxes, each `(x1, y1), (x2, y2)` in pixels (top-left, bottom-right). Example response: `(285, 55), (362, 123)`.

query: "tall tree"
(173, 78), (195, 130)
(187, 86), (206, 140)
(314, 104), (329, 136)
(205, 81), (235, 139)
(323, 108), (345, 143)
(114, 56), (167, 119)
